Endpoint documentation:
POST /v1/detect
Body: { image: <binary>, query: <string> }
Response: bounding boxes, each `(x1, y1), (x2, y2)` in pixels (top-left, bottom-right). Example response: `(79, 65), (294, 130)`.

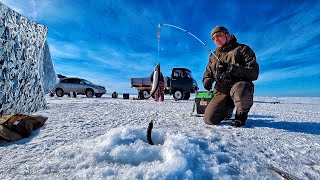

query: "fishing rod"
(147, 23), (221, 145)
(157, 23), (221, 62)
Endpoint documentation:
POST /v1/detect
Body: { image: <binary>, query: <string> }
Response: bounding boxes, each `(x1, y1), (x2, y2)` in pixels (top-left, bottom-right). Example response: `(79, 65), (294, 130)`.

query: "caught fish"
(146, 63), (160, 99)
(146, 120), (154, 145)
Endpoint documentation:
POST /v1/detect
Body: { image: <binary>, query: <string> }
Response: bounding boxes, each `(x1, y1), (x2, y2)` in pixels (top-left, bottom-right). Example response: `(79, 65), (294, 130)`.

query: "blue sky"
(2, 0), (320, 97)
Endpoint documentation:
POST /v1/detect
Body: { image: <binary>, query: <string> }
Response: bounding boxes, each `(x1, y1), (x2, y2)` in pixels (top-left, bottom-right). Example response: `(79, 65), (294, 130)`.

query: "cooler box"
(194, 91), (214, 114)
(123, 93), (129, 99)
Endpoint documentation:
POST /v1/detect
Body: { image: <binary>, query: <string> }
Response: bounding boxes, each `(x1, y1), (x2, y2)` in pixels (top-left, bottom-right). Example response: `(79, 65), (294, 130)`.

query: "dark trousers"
(204, 81), (254, 125)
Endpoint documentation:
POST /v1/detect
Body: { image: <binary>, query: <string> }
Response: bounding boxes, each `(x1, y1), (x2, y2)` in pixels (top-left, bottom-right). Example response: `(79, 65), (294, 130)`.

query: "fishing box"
(123, 93), (129, 99)
(193, 91), (214, 115)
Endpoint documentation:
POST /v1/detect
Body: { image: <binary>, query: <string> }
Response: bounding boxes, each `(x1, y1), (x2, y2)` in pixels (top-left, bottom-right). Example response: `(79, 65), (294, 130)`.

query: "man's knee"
(203, 117), (220, 125)
(203, 93), (230, 125)
(231, 81), (254, 111)
(203, 111), (225, 125)
(232, 81), (253, 95)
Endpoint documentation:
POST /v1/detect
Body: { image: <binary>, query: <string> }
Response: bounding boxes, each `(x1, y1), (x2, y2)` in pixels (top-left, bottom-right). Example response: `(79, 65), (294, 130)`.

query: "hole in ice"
(92, 127), (165, 166)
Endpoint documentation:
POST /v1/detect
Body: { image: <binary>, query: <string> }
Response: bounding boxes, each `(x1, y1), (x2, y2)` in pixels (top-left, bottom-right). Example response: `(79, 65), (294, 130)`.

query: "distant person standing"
(150, 63), (165, 101)
(202, 26), (259, 127)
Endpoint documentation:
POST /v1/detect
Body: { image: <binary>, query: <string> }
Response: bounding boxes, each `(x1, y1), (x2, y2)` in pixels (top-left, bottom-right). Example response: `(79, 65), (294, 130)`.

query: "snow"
(1, 95), (320, 179)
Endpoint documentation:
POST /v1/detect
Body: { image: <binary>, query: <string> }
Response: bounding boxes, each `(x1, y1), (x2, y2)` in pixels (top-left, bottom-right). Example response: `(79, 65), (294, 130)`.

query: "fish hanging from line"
(145, 63), (160, 99)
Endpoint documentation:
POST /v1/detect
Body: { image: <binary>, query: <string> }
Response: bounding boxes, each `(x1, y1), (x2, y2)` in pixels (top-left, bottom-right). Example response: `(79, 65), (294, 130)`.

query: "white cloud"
(256, 66), (319, 84)
(49, 41), (83, 60)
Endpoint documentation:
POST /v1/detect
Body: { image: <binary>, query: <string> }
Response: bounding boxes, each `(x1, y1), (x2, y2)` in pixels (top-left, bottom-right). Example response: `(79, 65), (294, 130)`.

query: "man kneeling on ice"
(202, 26), (260, 127)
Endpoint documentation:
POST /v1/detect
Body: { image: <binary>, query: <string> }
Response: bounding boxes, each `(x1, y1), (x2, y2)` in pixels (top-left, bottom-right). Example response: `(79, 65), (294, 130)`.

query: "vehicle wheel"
(183, 92), (190, 100)
(55, 88), (64, 97)
(85, 89), (94, 98)
(142, 90), (150, 99)
(95, 93), (103, 98)
(173, 90), (184, 100)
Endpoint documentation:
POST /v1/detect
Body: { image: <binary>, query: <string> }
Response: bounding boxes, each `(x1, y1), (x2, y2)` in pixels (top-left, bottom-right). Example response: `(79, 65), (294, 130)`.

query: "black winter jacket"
(202, 35), (259, 94)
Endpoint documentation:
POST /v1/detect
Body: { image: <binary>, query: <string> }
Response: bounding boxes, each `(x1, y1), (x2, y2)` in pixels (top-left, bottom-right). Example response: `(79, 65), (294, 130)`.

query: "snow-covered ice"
(1, 95), (320, 179)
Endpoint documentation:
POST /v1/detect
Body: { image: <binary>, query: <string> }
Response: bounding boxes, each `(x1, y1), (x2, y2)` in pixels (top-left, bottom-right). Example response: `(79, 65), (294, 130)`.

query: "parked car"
(52, 77), (106, 98)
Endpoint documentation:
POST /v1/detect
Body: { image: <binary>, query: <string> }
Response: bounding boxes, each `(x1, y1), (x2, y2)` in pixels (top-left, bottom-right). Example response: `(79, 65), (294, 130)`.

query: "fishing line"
(157, 24), (161, 60)
(157, 23), (220, 62)
(157, 23), (221, 62)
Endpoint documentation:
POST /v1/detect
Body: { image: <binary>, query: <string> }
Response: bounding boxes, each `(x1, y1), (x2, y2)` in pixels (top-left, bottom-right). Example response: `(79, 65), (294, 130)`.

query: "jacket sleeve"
(202, 54), (215, 86)
(229, 45), (259, 81)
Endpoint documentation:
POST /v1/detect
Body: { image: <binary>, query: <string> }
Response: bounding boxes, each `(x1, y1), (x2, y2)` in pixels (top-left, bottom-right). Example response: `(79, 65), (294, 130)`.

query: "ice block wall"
(0, 2), (56, 116)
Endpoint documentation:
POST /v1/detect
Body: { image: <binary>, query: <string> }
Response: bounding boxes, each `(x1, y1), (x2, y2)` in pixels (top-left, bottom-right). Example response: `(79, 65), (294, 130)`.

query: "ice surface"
(0, 95), (319, 179)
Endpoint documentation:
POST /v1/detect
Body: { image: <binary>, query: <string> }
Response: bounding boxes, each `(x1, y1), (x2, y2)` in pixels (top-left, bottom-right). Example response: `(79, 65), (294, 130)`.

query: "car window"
(186, 71), (193, 78)
(173, 70), (183, 78)
(61, 79), (70, 83)
(71, 79), (81, 84)
(83, 80), (93, 85)
(173, 72), (179, 78)
(60, 78), (81, 84)
(80, 80), (85, 85)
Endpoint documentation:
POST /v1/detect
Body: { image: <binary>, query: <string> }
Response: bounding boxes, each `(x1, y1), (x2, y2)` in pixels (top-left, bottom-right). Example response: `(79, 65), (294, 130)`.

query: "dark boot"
(223, 114), (232, 121)
(232, 112), (248, 127)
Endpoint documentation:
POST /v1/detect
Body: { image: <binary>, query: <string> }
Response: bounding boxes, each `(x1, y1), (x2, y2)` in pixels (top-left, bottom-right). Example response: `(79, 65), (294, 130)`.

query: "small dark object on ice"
(232, 120), (246, 127)
(254, 100), (280, 104)
(146, 120), (154, 145)
(268, 165), (298, 180)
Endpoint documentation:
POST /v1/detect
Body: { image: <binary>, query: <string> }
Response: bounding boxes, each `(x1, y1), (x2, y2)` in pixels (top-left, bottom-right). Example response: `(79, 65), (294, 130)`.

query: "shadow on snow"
(247, 115), (320, 135)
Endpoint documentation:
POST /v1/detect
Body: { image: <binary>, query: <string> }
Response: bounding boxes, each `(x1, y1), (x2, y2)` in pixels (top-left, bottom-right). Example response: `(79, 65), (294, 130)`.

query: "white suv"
(52, 77), (106, 98)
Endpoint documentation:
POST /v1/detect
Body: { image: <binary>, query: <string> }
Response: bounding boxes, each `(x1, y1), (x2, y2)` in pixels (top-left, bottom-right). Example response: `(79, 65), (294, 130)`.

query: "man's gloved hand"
(215, 71), (229, 83)
(218, 62), (233, 74)
(215, 62), (233, 83)
(203, 79), (213, 91)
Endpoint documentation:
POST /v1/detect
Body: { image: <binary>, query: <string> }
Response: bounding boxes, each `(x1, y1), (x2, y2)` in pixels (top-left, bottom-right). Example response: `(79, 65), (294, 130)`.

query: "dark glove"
(203, 79), (213, 91)
(215, 62), (233, 83)
(218, 62), (233, 73)
(215, 71), (228, 83)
